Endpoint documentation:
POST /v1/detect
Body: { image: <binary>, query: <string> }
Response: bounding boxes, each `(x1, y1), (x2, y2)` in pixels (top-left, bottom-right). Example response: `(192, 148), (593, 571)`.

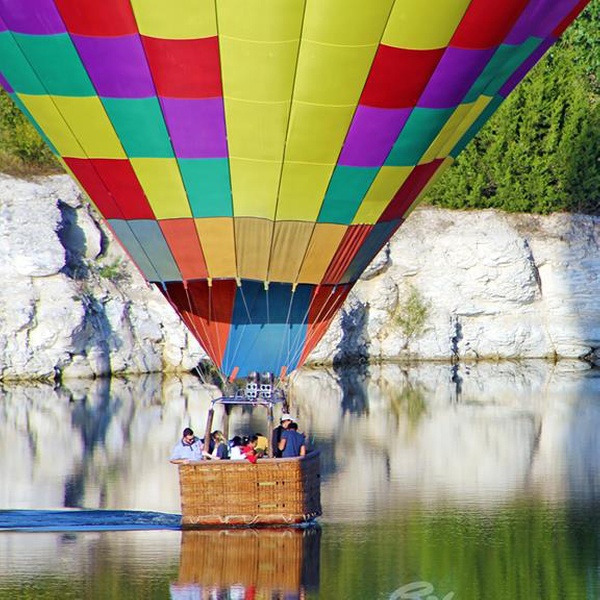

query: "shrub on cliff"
(427, 0), (600, 215)
(0, 91), (60, 176)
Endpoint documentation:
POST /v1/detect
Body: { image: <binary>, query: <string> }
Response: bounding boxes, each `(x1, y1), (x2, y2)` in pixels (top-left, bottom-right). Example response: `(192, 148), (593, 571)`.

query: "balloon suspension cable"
(276, 371), (289, 395)
(265, 284), (270, 325)
(286, 284), (324, 362)
(193, 364), (208, 386)
(224, 281), (254, 377)
(181, 283), (216, 366)
(273, 284), (297, 375)
(238, 281), (254, 325)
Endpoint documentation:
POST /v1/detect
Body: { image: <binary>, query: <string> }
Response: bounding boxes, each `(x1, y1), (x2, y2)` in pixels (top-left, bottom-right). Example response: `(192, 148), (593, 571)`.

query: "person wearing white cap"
(271, 414), (293, 458)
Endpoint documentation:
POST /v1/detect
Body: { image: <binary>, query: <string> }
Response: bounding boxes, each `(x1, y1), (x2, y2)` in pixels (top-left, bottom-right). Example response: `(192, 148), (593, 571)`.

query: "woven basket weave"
(173, 526), (321, 594)
(179, 450), (321, 527)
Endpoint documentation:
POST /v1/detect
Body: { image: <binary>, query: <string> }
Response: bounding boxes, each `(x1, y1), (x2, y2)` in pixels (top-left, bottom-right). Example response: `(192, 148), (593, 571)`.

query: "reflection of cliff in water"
(3, 361), (600, 518)
(333, 360), (370, 417)
(0, 373), (220, 512)
(65, 377), (113, 507)
(290, 360), (600, 518)
(170, 527), (320, 600)
(333, 304), (370, 416)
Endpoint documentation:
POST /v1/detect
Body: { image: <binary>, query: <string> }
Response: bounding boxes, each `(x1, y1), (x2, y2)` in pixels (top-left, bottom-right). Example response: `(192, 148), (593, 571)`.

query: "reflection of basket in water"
(179, 451), (321, 527)
(173, 527), (321, 596)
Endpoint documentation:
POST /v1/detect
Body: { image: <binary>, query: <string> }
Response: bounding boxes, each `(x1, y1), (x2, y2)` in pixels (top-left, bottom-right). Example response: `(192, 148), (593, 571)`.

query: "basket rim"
(179, 449), (320, 469)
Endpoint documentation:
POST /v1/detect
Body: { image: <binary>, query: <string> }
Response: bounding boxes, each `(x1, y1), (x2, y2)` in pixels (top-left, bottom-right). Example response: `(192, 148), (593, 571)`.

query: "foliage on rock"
(394, 285), (430, 348)
(0, 92), (60, 176)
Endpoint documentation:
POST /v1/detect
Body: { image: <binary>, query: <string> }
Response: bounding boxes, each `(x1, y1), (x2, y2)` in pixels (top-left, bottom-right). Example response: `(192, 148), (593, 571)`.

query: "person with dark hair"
(279, 421), (306, 458)
(272, 414), (293, 458)
(170, 427), (203, 464)
(229, 435), (245, 460)
(241, 435), (259, 464)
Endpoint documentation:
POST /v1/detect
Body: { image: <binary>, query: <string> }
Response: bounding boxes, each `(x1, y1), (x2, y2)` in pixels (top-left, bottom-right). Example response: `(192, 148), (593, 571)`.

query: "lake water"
(1, 360), (600, 599)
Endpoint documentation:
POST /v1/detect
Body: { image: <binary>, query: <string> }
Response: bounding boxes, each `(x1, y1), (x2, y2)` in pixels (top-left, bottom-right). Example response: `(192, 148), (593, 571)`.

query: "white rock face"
(310, 208), (600, 365)
(1, 173), (599, 379)
(0, 174), (203, 381)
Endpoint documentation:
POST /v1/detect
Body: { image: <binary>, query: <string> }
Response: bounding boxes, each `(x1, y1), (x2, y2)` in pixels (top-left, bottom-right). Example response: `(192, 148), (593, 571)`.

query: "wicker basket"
(179, 451), (321, 527)
(172, 526), (321, 595)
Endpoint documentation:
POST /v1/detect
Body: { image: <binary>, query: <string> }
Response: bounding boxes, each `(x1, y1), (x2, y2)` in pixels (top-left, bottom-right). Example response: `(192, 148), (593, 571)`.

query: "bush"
(426, 0), (600, 214)
(0, 91), (60, 175)
(394, 285), (430, 348)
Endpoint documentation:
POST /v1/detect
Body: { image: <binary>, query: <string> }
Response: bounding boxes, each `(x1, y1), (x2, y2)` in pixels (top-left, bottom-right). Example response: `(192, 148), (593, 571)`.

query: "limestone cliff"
(0, 174), (203, 380)
(1, 173), (599, 380)
(313, 207), (600, 366)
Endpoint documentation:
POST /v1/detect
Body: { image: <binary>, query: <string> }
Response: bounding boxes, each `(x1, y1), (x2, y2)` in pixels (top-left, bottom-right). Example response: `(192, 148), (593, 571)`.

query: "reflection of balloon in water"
(0, 0), (591, 377)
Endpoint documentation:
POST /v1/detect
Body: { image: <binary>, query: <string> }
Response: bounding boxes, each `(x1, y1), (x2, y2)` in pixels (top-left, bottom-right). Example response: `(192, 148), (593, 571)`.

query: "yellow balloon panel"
(229, 158), (281, 219)
(130, 0), (217, 39)
(285, 103), (354, 164)
(382, 0), (472, 49)
(216, 0), (305, 43)
(276, 162), (334, 222)
(302, 0), (393, 45)
(422, 96), (493, 162)
(220, 37), (299, 102)
(352, 166), (413, 224)
(17, 94), (84, 157)
(224, 99), (289, 162)
(53, 96), (125, 159)
(130, 158), (191, 219)
(293, 41), (377, 106)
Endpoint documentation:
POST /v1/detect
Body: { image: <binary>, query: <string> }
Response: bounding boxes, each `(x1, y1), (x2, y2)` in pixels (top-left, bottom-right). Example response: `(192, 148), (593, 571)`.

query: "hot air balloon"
(0, 0), (591, 379)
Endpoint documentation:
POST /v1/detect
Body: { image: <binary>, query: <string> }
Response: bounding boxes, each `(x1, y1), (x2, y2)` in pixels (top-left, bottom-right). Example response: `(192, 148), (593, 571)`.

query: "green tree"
(565, 0), (600, 94)
(427, 0), (600, 214)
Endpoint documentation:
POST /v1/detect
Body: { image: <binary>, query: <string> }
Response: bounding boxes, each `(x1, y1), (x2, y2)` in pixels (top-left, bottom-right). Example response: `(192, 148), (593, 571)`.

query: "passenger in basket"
(170, 427), (204, 464)
(229, 436), (245, 460)
(278, 422), (306, 458)
(204, 430), (229, 460)
(241, 435), (259, 464)
(272, 414), (293, 458)
(254, 432), (269, 457)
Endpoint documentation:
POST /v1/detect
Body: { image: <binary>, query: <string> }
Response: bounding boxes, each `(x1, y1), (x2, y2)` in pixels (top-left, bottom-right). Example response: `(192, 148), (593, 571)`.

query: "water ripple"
(0, 509), (182, 531)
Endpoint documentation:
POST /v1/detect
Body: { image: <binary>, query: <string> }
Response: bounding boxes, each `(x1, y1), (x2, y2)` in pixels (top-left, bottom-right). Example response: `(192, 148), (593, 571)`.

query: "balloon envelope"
(0, 0), (590, 377)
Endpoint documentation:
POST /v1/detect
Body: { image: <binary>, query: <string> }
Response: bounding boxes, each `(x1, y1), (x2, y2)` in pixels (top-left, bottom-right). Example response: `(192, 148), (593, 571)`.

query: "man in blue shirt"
(170, 427), (203, 464)
(278, 422), (306, 458)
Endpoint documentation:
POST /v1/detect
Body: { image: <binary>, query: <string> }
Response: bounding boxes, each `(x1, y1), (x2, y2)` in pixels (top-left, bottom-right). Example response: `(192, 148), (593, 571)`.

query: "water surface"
(1, 361), (600, 599)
